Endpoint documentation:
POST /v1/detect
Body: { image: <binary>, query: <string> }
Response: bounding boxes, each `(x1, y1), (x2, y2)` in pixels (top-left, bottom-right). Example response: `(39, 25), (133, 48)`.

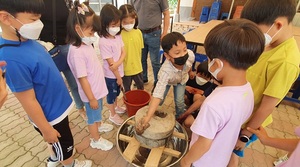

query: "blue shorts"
(233, 134), (258, 157)
(84, 99), (103, 125)
(105, 77), (120, 104)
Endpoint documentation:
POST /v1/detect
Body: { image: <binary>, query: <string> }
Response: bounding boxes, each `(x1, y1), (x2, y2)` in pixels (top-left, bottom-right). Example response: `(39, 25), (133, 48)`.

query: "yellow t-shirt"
(246, 37), (300, 127)
(121, 29), (144, 76)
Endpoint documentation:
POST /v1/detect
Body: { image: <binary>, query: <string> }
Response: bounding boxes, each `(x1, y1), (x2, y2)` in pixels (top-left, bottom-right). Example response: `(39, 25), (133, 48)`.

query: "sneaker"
(115, 106), (126, 114)
(47, 157), (59, 167)
(74, 159), (92, 167)
(98, 123), (113, 132)
(90, 137), (113, 151)
(273, 154), (289, 166)
(109, 113), (124, 125)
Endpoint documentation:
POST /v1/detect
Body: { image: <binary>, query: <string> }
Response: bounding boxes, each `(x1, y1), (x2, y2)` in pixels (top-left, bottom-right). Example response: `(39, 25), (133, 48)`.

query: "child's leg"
(173, 83), (186, 118)
(183, 115), (194, 139)
(122, 75), (132, 92)
(132, 73), (144, 90)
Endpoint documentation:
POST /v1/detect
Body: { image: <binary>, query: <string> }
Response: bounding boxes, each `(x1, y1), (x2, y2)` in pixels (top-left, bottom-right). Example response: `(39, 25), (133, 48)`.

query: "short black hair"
(241, 0), (296, 25)
(196, 61), (211, 78)
(161, 32), (186, 53)
(0, 0), (44, 16)
(119, 4), (138, 29)
(66, 1), (97, 46)
(204, 19), (264, 70)
(98, 4), (121, 38)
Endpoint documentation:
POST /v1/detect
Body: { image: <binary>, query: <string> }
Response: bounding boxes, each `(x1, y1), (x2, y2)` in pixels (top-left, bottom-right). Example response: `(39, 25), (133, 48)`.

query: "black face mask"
(174, 52), (189, 65)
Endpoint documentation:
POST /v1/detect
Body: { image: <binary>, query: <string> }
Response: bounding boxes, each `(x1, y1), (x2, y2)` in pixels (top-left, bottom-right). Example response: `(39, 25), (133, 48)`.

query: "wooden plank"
(145, 146), (165, 167)
(127, 119), (135, 125)
(123, 137), (140, 163)
(172, 131), (187, 140)
(163, 147), (181, 158)
(119, 134), (132, 143)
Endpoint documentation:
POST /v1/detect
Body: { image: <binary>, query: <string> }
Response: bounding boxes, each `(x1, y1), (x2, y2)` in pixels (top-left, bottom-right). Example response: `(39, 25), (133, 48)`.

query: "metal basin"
(116, 116), (189, 167)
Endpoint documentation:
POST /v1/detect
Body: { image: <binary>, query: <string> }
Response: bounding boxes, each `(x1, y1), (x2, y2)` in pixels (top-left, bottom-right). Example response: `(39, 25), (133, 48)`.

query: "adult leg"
(141, 33), (149, 83)
(173, 83), (186, 118)
(159, 85), (171, 105)
(148, 30), (162, 85)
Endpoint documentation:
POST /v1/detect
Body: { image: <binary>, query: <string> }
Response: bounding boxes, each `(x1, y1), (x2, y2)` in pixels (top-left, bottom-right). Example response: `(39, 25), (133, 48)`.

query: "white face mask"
(13, 19), (44, 40)
(107, 27), (120, 36)
(79, 27), (97, 45)
(122, 23), (135, 31)
(196, 76), (208, 86)
(264, 24), (282, 46)
(208, 59), (223, 80)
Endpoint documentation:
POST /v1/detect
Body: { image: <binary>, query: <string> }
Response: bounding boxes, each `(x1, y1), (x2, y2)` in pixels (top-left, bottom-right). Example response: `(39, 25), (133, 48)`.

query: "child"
(119, 4), (144, 92)
(180, 19), (265, 167)
(229, 0), (300, 166)
(98, 4), (126, 125)
(135, 32), (195, 133)
(247, 126), (300, 167)
(0, 0), (91, 166)
(66, 1), (113, 151)
(0, 61), (7, 108)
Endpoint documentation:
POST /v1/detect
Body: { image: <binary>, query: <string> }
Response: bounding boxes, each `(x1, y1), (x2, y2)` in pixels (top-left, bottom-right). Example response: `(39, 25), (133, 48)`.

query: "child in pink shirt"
(98, 4), (126, 125)
(180, 19), (265, 167)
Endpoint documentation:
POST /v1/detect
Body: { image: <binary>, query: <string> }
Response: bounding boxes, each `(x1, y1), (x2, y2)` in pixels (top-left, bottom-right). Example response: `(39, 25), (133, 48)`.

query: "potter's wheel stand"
(116, 117), (189, 167)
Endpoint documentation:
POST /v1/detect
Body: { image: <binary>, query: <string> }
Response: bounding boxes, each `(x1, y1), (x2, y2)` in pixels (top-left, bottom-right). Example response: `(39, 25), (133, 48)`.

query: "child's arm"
(180, 135), (213, 167)
(235, 95), (279, 149)
(177, 96), (206, 123)
(78, 77), (98, 109)
(106, 58), (123, 86)
(247, 126), (299, 152)
(109, 47), (126, 71)
(14, 89), (61, 143)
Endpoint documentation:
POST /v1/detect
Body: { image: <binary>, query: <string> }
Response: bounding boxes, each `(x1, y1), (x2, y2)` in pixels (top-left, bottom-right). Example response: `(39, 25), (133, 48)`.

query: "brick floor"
(1, 61), (300, 167)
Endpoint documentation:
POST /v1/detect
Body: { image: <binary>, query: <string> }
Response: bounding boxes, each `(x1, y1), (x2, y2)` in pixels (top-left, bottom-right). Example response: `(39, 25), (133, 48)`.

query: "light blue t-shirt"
(0, 38), (72, 125)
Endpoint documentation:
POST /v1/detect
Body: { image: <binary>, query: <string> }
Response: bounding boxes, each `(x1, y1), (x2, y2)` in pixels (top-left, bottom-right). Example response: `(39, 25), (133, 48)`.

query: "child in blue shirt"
(0, 0), (91, 166)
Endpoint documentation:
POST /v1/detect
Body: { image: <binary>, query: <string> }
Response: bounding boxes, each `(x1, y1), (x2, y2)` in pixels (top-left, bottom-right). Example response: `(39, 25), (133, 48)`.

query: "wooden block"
(145, 146), (164, 167)
(119, 134), (132, 143)
(172, 131), (186, 140)
(123, 137), (140, 163)
(163, 147), (181, 158)
(127, 119), (135, 125)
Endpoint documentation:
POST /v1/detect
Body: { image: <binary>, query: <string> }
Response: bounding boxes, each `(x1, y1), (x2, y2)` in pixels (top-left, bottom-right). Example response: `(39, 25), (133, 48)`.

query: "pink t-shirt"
(67, 44), (108, 102)
(190, 82), (253, 167)
(98, 35), (124, 79)
(277, 126), (300, 167)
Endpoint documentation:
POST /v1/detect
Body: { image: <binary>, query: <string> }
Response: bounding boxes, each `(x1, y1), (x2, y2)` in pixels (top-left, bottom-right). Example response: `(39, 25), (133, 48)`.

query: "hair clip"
(77, 4), (89, 15)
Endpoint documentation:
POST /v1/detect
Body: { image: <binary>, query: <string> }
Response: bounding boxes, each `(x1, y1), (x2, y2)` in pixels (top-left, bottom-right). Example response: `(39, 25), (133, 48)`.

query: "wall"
(178, 0), (194, 21)
(192, 0), (247, 21)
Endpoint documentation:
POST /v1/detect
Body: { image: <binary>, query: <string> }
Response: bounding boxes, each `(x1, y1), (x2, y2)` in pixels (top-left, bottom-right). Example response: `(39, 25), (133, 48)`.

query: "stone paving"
(1, 67), (300, 167)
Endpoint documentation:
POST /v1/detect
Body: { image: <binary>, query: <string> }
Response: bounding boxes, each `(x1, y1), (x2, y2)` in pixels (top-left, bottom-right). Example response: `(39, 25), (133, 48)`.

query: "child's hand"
(89, 99), (99, 109)
(189, 71), (196, 79)
(42, 127), (61, 144)
(234, 138), (247, 151)
(109, 63), (118, 71)
(180, 156), (191, 167)
(117, 77), (123, 86)
(0, 61), (7, 108)
(135, 116), (150, 135)
(177, 113), (188, 124)
(247, 126), (269, 145)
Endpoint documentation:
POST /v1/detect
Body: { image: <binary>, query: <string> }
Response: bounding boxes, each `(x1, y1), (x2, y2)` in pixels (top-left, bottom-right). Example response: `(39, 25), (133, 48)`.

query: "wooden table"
(184, 20), (223, 47)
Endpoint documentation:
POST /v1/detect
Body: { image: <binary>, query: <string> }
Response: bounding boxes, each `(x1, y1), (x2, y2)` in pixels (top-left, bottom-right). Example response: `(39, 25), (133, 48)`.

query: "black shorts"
(34, 116), (74, 161)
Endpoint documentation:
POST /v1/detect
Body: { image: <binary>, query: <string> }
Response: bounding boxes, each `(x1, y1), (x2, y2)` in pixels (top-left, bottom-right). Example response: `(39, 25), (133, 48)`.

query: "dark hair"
(196, 61), (211, 78)
(98, 4), (121, 38)
(119, 4), (138, 29)
(204, 19), (264, 70)
(161, 32), (186, 53)
(241, 0), (296, 25)
(0, 0), (44, 16)
(66, 1), (98, 46)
